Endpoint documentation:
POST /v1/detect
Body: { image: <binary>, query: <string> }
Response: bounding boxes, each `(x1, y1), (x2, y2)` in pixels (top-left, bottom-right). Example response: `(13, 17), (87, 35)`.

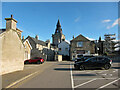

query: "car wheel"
(104, 64), (111, 70)
(79, 65), (85, 70)
(25, 61), (29, 64)
(37, 61), (41, 64)
(75, 66), (79, 70)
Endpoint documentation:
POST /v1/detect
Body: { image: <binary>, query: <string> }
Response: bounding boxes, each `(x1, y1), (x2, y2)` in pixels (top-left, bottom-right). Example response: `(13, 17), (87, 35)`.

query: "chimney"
(73, 35), (75, 39)
(22, 36), (24, 40)
(46, 39), (50, 49)
(5, 14), (17, 31)
(35, 35), (39, 40)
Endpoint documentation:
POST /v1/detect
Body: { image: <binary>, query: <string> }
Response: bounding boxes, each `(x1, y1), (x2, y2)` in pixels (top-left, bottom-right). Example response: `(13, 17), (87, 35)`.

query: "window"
(59, 48), (61, 51)
(90, 58), (97, 62)
(77, 42), (83, 47)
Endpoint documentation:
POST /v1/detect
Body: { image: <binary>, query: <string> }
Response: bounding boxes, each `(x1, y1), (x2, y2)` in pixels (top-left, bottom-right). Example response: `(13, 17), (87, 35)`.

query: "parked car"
(75, 55), (94, 63)
(74, 56), (112, 70)
(24, 57), (44, 64)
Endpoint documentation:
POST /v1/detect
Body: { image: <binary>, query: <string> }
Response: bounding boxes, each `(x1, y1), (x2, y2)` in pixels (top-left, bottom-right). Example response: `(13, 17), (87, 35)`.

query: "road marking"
(101, 74), (107, 76)
(73, 71), (85, 73)
(98, 70), (108, 73)
(113, 71), (116, 73)
(73, 78), (117, 80)
(96, 78), (120, 90)
(6, 71), (39, 88)
(74, 78), (96, 88)
(86, 71), (97, 73)
(70, 63), (74, 90)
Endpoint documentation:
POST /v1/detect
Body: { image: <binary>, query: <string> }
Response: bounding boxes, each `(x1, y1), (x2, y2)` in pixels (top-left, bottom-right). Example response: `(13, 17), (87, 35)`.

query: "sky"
(1, 2), (119, 42)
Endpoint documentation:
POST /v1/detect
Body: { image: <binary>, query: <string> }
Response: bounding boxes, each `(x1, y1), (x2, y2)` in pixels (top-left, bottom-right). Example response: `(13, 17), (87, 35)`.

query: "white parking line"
(113, 71), (116, 73)
(86, 71), (97, 73)
(96, 78), (120, 90)
(74, 78), (96, 88)
(73, 78), (117, 80)
(73, 71), (85, 73)
(98, 70), (108, 73)
(70, 63), (74, 90)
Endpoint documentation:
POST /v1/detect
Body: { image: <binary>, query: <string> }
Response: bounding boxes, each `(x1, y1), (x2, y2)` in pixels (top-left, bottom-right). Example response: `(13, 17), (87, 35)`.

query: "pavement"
(2, 61), (120, 90)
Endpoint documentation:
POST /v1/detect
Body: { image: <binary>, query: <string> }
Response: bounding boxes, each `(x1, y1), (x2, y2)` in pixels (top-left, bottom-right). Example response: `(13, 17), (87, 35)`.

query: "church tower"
(52, 19), (65, 46)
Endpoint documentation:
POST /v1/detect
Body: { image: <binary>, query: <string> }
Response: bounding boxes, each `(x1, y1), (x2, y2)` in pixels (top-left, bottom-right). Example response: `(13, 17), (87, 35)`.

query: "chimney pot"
(73, 35), (74, 39)
(22, 36), (24, 39)
(11, 14), (13, 18)
(35, 35), (39, 40)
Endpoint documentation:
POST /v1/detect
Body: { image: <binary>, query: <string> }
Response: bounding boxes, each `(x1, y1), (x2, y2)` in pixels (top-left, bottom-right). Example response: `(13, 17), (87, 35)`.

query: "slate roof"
(50, 44), (57, 49)
(0, 29), (6, 34)
(70, 34), (90, 42)
(27, 36), (47, 46)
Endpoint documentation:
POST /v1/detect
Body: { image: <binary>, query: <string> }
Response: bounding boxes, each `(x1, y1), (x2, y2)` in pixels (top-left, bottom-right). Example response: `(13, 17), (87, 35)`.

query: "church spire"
(55, 19), (62, 34)
(52, 18), (65, 46)
(57, 19), (61, 27)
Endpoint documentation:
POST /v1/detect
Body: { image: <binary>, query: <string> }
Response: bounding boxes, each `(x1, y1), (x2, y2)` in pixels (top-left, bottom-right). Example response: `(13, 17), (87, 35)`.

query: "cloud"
(102, 19), (111, 23)
(74, 17), (80, 22)
(86, 37), (95, 41)
(111, 18), (120, 27)
(106, 18), (120, 29)
(106, 26), (111, 29)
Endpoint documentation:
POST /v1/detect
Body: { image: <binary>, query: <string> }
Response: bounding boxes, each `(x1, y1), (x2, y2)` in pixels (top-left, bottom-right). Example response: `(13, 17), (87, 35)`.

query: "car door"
(96, 57), (105, 68)
(32, 57), (38, 63)
(84, 57), (97, 69)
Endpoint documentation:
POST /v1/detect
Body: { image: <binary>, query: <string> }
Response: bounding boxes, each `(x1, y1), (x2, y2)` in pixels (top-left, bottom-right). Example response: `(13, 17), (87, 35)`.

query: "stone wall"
(55, 55), (62, 62)
(0, 29), (25, 75)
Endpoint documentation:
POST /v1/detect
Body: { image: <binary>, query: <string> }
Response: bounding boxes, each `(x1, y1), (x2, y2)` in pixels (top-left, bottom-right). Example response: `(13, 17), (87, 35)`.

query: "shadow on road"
(73, 74), (97, 76)
(58, 63), (74, 65)
(112, 67), (120, 69)
(54, 68), (72, 71)
(54, 68), (103, 71)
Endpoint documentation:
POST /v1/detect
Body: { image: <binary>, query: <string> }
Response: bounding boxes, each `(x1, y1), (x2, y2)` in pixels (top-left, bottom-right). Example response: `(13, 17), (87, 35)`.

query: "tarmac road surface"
(2, 61), (120, 89)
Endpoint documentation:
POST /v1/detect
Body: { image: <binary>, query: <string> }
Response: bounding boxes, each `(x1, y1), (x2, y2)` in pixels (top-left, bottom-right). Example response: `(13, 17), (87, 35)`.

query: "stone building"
(0, 15), (25, 75)
(22, 37), (32, 60)
(25, 35), (57, 61)
(70, 34), (95, 60)
(52, 19), (65, 47)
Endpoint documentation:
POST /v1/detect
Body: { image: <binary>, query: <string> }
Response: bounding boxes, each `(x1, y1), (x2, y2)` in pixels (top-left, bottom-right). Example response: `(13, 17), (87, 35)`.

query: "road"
(5, 61), (120, 89)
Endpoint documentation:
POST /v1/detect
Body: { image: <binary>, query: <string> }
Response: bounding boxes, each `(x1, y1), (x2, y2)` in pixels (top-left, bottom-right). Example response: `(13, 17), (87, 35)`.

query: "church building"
(52, 19), (65, 47)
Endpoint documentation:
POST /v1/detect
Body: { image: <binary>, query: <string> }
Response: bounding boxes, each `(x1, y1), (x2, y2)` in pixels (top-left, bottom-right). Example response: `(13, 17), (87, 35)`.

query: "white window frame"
(77, 42), (83, 47)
